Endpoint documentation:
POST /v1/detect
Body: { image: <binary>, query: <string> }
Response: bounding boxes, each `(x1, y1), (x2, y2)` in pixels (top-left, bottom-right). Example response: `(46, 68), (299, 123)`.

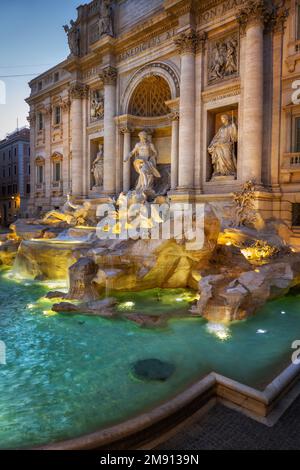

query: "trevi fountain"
(1, 127), (300, 449)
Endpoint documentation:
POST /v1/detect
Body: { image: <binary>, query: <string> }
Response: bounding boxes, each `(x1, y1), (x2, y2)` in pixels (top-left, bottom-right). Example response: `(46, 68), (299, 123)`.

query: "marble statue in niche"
(91, 90), (104, 120)
(209, 35), (238, 83)
(63, 20), (81, 57)
(208, 114), (238, 180)
(92, 143), (104, 188)
(99, 0), (114, 37)
(125, 131), (161, 196)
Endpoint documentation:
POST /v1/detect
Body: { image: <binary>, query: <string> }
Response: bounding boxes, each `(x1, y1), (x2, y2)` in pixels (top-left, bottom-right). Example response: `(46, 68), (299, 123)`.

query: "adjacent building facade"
(0, 127), (30, 225)
(26, 0), (300, 234)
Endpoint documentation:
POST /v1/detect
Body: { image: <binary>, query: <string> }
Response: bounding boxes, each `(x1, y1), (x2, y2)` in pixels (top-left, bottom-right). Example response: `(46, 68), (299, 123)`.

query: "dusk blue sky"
(0, 0), (81, 139)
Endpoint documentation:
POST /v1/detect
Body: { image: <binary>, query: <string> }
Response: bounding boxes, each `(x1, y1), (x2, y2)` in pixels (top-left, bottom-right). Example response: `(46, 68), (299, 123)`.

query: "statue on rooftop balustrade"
(99, 0), (114, 37)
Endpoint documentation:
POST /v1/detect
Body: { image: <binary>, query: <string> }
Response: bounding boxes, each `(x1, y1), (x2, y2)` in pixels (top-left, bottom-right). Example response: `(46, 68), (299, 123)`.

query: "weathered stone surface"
(66, 257), (99, 301)
(52, 297), (118, 317)
(45, 291), (67, 299)
(0, 240), (19, 266)
(132, 359), (175, 381)
(10, 220), (47, 241)
(125, 314), (168, 328)
(196, 252), (300, 322)
(14, 240), (79, 280)
(91, 204), (220, 293)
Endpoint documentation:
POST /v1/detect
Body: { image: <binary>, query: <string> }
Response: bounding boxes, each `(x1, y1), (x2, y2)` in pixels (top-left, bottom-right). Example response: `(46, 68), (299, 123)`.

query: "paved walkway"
(158, 396), (300, 450)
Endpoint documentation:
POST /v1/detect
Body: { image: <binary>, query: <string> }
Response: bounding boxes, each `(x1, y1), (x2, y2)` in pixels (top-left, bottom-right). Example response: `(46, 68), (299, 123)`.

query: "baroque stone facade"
(26, 0), (300, 237)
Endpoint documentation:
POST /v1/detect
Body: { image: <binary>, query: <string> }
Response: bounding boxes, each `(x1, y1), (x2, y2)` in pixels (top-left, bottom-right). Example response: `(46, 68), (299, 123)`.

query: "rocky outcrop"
(14, 240), (81, 280)
(88, 203), (220, 293)
(52, 297), (118, 317)
(0, 240), (19, 266)
(66, 257), (99, 301)
(196, 251), (300, 322)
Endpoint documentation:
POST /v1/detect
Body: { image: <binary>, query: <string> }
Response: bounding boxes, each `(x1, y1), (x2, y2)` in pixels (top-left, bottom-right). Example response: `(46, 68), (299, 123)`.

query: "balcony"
(35, 182), (45, 197)
(51, 180), (63, 196)
(281, 153), (300, 183)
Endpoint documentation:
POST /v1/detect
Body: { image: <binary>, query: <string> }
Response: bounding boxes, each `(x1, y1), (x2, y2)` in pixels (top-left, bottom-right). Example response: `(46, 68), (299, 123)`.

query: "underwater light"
(118, 301), (135, 311)
(281, 311), (286, 315)
(27, 303), (35, 310)
(257, 329), (267, 334)
(175, 298), (184, 302)
(206, 323), (231, 341)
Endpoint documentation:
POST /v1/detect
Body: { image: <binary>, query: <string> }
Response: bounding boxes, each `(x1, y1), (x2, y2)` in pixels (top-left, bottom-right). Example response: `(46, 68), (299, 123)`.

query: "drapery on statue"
(43, 195), (92, 226)
(92, 143), (104, 188)
(208, 114), (238, 180)
(63, 20), (80, 57)
(99, 0), (114, 37)
(125, 131), (161, 196)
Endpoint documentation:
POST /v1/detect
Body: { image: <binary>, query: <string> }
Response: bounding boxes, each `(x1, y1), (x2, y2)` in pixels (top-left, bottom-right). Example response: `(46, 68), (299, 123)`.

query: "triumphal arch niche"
(118, 62), (180, 196)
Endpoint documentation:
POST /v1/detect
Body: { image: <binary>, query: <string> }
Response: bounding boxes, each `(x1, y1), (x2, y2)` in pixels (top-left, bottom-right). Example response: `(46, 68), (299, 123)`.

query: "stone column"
(170, 113), (179, 190)
(121, 127), (131, 193)
(70, 83), (88, 196)
(175, 31), (198, 190)
(101, 66), (117, 195)
(238, 1), (266, 184)
(27, 110), (36, 214)
(61, 99), (71, 197)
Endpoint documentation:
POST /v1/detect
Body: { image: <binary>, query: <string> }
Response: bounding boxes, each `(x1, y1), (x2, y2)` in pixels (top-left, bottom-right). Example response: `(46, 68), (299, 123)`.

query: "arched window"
(128, 76), (171, 117)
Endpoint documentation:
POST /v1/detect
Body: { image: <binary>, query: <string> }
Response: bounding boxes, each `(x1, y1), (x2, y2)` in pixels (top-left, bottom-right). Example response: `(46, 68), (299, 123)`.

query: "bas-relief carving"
(208, 34), (239, 84)
(208, 114), (238, 181)
(90, 90), (104, 120)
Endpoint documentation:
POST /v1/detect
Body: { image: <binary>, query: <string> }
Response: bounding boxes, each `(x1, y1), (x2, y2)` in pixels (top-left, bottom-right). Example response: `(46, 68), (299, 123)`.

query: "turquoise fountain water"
(0, 268), (299, 449)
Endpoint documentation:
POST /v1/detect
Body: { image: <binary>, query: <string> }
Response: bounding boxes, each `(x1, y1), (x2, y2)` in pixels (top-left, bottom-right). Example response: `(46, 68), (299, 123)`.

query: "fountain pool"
(0, 268), (300, 449)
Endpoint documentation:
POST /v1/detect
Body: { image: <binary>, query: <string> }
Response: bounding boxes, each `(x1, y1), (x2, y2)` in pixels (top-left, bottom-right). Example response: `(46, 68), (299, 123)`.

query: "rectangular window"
(298, 5), (300, 40)
(293, 203), (300, 226)
(295, 117), (300, 152)
(14, 165), (17, 175)
(38, 81), (42, 91)
(8, 167), (11, 177)
(54, 106), (61, 125)
(2, 168), (5, 178)
(54, 72), (59, 82)
(26, 183), (30, 194)
(54, 162), (61, 181)
(38, 113), (43, 131)
(38, 166), (44, 184)
(14, 148), (17, 157)
(2, 152), (5, 161)
(2, 187), (5, 196)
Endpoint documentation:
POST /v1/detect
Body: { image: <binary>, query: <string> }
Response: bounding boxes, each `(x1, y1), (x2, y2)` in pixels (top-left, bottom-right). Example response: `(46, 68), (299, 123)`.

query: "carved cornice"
(174, 30), (199, 54)
(168, 111), (180, 121)
(269, 4), (289, 34)
(236, 0), (269, 34)
(196, 31), (207, 54)
(27, 112), (36, 125)
(99, 66), (117, 85)
(120, 127), (132, 135)
(70, 82), (89, 100)
(61, 99), (71, 111)
(202, 82), (241, 104)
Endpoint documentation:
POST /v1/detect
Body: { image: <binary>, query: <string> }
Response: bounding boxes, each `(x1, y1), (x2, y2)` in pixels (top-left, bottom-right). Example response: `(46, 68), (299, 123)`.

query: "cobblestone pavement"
(158, 397), (300, 450)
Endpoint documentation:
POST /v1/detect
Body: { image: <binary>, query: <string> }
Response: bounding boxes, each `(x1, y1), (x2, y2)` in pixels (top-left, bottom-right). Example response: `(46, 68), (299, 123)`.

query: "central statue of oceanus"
(125, 131), (161, 196)
(208, 114), (238, 180)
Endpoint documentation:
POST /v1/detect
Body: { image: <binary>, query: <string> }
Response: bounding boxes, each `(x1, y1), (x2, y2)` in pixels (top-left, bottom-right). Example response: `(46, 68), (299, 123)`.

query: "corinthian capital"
(100, 66), (117, 85)
(70, 82), (89, 100)
(236, 0), (269, 33)
(174, 30), (198, 54)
